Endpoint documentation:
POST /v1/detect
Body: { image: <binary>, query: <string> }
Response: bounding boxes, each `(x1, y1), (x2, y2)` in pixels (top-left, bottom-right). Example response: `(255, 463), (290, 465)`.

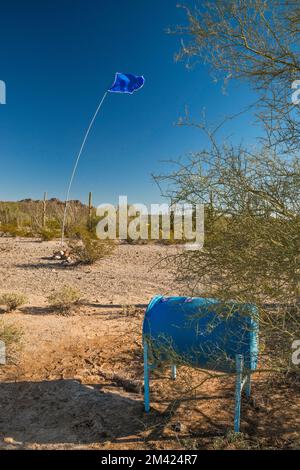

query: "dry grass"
(0, 293), (28, 312)
(0, 319), (23, 364)
(47, 285), (82, 315)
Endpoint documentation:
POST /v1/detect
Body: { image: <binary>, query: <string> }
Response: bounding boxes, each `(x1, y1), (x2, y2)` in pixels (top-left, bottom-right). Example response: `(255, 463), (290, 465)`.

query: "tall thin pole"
(43, 192), (47, 229)
(88, 191), (93, 230)
(61, 91), (108, 247)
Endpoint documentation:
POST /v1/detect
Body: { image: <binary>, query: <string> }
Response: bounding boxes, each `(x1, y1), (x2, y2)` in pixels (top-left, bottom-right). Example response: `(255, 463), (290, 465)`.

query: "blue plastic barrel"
(143, 296), (259, 373)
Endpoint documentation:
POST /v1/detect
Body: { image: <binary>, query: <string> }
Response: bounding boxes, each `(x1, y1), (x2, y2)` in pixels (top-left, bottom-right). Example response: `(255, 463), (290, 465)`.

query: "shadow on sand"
(0, 379), (146, 447)
(0, 378), (234, 448)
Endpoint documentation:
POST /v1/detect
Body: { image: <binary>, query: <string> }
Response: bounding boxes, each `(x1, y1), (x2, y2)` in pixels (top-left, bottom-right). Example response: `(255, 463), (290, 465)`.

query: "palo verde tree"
(172, 0), (300, 154)
(157, 0), (300, 374)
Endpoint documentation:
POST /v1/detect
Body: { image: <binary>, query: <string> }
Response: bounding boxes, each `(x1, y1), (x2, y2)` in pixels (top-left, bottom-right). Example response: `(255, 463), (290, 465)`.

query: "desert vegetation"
(0, 0), (299, 453)
(0, 293), (27, 313)
(0, 319), (23, 363)
(47, 285), (82, 315)
(0, 199), (94, 240)
(68, 229), (115, 265)
(155, 0), (300, 381)
(0, 198), (191, 246)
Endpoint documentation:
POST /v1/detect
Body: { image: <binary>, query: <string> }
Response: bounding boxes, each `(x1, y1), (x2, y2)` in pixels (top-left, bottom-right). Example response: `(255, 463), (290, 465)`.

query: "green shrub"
(46, 219), (61, 230)
(38, 228), (57, 241)
(0, 320), (23, 346)
(47, 285), (82, 315)
(0, 293), (28, 312)
(0, 320), (23, 362)
(0, 223), (28, 237)
(69, 232), (114, 265)
(68, 225), (92, 240)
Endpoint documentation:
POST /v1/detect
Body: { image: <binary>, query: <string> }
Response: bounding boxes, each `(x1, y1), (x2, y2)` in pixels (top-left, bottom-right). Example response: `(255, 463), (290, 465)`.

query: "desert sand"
(0, 238), (299, 450)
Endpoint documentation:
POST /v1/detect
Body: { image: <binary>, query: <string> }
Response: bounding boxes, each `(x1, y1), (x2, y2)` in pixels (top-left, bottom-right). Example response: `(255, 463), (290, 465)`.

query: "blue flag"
(108, 72), (145, 94)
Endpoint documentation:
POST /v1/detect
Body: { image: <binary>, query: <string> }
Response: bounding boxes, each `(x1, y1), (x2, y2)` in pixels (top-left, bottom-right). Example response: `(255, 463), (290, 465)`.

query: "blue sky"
(0, 0), (259, 206)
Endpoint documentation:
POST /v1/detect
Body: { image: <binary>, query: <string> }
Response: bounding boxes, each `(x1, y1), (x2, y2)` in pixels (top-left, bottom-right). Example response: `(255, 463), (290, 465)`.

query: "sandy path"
(0, 238), (183, 306)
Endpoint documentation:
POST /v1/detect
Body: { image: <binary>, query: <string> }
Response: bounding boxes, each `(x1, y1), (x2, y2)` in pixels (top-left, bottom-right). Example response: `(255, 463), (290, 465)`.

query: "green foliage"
(163, 0), (300, 377)
(173, 0), (300, 154)
(46, 219), (61, 230)
(0, 320), (23, 361)
(38, 228), (57, 241)
(0, 200), (92, 240)
(69, 231), (114, 265)
(0, 223), (29, 237)
(86, 213), (101, 234)
(0, 293), (28, 312)
(0, 200), (187, 244)
(0, 320), (23, 345)
(47, 285), (82, 315)
(157, 147), (300, 374)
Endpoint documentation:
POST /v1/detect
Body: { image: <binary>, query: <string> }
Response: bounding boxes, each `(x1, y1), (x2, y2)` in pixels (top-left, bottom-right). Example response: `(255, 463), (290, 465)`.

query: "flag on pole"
(61, 71), (145, 246)
(108, 72), (145, 94)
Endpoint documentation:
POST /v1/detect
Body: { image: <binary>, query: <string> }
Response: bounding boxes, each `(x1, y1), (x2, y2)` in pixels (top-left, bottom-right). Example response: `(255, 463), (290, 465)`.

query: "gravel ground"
(0, 238), (298, 450)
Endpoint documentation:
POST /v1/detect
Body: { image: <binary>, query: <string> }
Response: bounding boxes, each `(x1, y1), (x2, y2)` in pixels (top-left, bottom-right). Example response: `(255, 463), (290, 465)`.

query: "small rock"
(172, 422), (183, 433)
(3, 437), (23, 446)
